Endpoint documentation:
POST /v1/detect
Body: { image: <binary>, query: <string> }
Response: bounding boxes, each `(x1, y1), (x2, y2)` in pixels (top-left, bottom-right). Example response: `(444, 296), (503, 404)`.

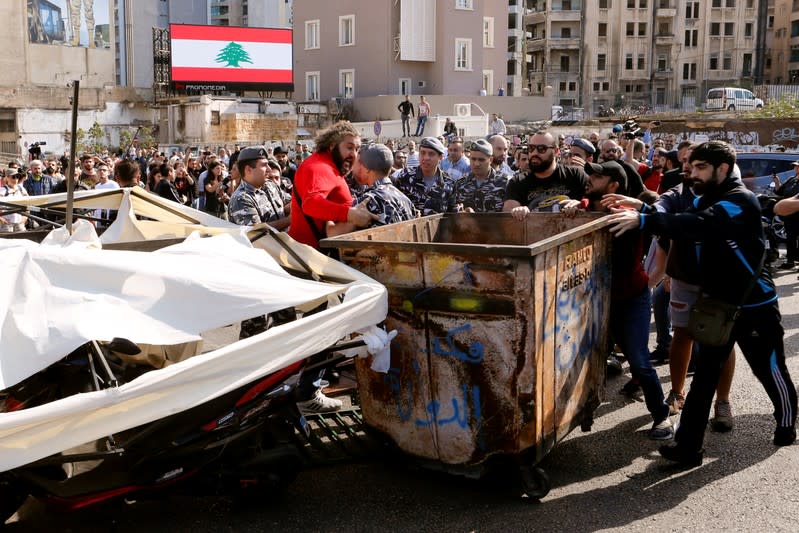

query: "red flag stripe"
(170, 24), (293, 44)
(171, 67), (293, 83)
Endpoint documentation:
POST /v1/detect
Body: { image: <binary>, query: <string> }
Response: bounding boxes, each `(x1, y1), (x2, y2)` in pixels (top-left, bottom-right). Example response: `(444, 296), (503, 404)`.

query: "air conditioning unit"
(418, 81), (427, 88)
(454, 103), (471, 117)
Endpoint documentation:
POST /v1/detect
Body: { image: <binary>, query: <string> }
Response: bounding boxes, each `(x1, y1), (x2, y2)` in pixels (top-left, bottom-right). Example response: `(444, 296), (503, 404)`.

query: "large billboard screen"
(28, 0), (111, 48)
(169, 24), (293, 92)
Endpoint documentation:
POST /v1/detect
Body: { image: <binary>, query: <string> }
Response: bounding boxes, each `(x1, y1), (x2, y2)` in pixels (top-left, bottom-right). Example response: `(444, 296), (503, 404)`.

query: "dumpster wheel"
(519, 465), (550, 501)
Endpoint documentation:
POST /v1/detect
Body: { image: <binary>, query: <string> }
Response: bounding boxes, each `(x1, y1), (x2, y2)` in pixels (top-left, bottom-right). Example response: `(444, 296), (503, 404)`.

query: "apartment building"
(293, 0), (508, 101)
(769, 0), (799, 84)
(526, 0), (766, 114)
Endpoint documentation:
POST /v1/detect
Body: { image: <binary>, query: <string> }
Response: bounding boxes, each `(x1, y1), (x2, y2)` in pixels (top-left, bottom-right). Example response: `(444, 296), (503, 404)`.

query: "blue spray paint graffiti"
(415, 384), (481, 430)
(431, 323), (484, 364)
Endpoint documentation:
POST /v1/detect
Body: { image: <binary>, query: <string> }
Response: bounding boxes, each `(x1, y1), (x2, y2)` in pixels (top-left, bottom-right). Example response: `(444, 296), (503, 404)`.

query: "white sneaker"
(297, 389), (343, 414)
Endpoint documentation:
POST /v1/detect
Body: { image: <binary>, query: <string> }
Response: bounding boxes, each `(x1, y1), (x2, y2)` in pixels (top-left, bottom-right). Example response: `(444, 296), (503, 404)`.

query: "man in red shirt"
(289, 121), (377, 249)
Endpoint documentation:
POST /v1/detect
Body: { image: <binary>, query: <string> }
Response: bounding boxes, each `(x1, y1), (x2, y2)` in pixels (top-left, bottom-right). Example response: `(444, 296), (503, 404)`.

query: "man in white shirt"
(488, 113), (506, 136)
(93, 161), (120, 227)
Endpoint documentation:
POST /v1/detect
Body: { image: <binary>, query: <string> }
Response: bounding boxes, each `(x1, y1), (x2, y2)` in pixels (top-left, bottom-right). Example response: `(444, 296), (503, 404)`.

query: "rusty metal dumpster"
(320, 212), (612, 498)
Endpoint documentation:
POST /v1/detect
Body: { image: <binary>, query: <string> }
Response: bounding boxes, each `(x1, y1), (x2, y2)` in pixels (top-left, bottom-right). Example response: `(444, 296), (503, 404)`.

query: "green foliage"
(86, 121), (106, 154)
(747, 94), (799, 119)
(215, 42), (253, 68)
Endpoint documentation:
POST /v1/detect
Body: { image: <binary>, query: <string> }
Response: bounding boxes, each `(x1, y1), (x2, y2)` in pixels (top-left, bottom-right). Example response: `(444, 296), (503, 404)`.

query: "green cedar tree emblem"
(215, 42), (253, 67)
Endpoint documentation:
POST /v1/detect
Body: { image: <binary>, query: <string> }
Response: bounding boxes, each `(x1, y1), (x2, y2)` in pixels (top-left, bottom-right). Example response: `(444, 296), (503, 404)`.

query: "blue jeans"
(652, 282), (672, 352)
(610, 288), (669, 422)
(414, 115), (427, 136)
(401, 114), (411, 136)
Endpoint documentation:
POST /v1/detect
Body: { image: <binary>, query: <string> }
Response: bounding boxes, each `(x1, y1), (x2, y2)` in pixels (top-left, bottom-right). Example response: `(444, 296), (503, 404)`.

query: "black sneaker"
(774, 425), (796, 446)
(619, 378), (641, 397)
(649, 347), (669, 365)
(658, 444), (704, 467)
(778, 261), (796, 270)
(606, 354), (623, 375)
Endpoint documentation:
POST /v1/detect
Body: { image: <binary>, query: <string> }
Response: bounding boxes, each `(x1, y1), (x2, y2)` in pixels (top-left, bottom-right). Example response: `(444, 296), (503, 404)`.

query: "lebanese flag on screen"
(170, 25), (293, 84)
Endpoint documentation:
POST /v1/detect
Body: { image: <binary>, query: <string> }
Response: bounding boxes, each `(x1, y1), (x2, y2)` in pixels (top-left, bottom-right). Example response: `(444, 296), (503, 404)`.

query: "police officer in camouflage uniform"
(393, 136), (455, 216)
(452, 139), (508, 213)
(228, 146), (290, 231)
(327, 144), (417, 237)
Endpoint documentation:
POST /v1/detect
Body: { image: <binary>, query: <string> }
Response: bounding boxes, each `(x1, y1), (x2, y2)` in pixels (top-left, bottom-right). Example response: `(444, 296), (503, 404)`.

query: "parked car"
(736, 152), (798, 193)
(705, 88), (764, 112)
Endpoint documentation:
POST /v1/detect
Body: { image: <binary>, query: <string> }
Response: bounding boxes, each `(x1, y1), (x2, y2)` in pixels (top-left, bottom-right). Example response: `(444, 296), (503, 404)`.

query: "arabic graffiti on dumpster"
(414, 383), (481, 430)
(431, 323), (484, 364)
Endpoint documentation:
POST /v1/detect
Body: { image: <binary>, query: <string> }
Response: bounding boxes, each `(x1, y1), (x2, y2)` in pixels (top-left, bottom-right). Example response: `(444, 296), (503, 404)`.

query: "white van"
(705, 87), (764, 111)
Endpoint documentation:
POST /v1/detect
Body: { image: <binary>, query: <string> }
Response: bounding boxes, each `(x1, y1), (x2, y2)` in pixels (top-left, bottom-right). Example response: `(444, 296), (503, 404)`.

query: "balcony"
(656, 7), (677, 17)
(550, 9), (582, 21)
(655, 33), (675, 45)
(527, 35), (581, 51)
(653, 68), (674, 79)
(524, 11), (546, 25)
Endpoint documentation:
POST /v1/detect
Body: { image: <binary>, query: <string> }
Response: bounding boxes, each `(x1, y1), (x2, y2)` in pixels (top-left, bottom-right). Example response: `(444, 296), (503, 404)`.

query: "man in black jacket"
(607, 141), (797, 466)
(397, 95), (414, 137)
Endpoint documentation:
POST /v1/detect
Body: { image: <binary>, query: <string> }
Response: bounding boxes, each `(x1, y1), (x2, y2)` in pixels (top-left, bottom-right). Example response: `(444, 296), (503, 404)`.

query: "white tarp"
(0, 191), (388, 472)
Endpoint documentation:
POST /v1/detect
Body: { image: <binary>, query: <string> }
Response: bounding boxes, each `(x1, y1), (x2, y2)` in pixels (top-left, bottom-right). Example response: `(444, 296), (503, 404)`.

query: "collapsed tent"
(0, 189), (388, 472)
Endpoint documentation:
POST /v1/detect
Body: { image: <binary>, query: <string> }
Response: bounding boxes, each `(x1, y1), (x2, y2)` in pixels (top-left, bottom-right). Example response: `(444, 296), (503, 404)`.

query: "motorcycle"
(0, 335), (363, 523)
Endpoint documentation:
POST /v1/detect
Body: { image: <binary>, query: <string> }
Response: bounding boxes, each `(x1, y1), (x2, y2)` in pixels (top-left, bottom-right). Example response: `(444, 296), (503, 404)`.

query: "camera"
(622, 120), (644, 140)
(218, 176), (231, 192)
(28, 141), (47, 156)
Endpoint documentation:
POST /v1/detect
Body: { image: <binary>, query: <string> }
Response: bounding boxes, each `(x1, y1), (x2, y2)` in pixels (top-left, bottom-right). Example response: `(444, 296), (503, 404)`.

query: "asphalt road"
(8, 266), (799, 532)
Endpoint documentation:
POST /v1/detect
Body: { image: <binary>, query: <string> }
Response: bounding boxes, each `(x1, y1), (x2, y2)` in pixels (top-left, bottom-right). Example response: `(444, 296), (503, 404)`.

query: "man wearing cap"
(327, 144), (417, 236)
(451, 139), (507, 213)
(289, 121), (378, 249)
(607, 141), (797, 466)
(228, 147), (291, 231)
(565, 137), (596, 169)
(771, 160), (799, 269)
(504, 130), (587, 217)
(23, 159), (56, 196)
(0, 168), (28, 232)
(440, 137), (470, 181)
(394, 136), (456, 216)
(560, 160), (675, 442)
(274, 146), (297, 183)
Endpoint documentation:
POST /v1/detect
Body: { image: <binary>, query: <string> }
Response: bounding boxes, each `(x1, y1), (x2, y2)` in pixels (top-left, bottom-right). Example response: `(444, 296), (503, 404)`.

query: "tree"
(215, 42), (253, 68)
(87, 121), (106, 154)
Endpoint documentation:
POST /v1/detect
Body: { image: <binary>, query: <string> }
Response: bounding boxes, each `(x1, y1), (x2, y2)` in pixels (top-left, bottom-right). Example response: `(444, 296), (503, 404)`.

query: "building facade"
(293, 0), (508, 101)
(526, 0), (767, 114)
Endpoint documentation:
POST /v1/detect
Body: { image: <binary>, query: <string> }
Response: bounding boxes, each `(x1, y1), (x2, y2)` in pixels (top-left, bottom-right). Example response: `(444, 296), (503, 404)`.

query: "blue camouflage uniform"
(228, 179), (286, 226)
(393, 166), (456, 216)
(355, 177), (418, 226)
(451, 168), (509, 213)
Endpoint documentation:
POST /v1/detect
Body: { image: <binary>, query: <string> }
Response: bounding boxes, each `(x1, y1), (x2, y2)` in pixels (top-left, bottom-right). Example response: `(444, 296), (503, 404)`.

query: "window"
(455, 0), (473, 9)
(682, 63), (696, 80)
(561, 27), (571, 38)
(685, 29), (698, 46)
(710, 23), (720, 36)
(709, 54), (718, 70)
(791, 48), (799, 62)
(686, 1), (699, 18)
(483, 17), (494, 47)
(559, 81), (567, 91)
(627, 0), (635, 6)
(793, 21), (799, 37)
(712, 0), (721, 6)
(306, 71), (320, 101)
(339, 69), (354, 98)
(598, 23), (607, 37)
(593, 82), (610, 91)
(599, 0), (610, 6)
(339, 15), (354, 46)
(455, 38), (472, 70)
(305, 20), (319, 50)
(638, 54), (645, 70)
(569, 82), (576, 91)
(597, 53), (606, 70)
(726, 0), (735, 5)
(626, 54), (633, 69)
(482, 70), (494, 94)
(658, 22), (670, 35)
(742, 53), (752, 75)
(723, 54), (732, 70)
(626, 22), (635, 36)
(399, 78), (411, 96)
(639, 0), (647, 6)
(745, 23), (753, 37)
(724, 22), (734, 36)
(638, 23), (647, 36)
(658, 55), (667, 71)
(768, 16), (774, 28)
(560, 55), (570, 72)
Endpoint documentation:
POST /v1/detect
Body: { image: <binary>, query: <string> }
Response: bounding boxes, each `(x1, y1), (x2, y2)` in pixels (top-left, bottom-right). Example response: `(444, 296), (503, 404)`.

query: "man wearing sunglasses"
(503, 130), (587, 219)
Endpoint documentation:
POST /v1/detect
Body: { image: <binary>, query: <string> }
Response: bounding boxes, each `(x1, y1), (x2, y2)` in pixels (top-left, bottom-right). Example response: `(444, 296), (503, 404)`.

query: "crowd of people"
(1, 118), (796, 464)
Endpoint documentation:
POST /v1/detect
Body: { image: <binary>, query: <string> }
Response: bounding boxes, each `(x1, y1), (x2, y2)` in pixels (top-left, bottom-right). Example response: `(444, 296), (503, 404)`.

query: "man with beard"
(289, 121), (377, 249)
(607, 141), (797, 467)
(273, 146), (297, 183)
(598, 139), (645, 197)
(559, 161), (674, 441)
(394, 136), (455, 216)
(451, 139), (507, 213)
(603, 143), (738, 430)
(489, 135), (514, 179)
(639, 147), (667, 192)
(440, 137), (470, 181)
(503, 130), (586, 217)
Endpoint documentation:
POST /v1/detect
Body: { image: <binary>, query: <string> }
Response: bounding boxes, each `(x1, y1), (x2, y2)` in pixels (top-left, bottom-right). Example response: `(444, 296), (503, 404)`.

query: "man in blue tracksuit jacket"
(607, 140), (797, 466)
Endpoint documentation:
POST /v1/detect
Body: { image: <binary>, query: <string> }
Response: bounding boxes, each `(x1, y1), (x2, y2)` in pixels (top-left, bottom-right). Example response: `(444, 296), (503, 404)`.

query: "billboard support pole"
(65, 80), (80, 235)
